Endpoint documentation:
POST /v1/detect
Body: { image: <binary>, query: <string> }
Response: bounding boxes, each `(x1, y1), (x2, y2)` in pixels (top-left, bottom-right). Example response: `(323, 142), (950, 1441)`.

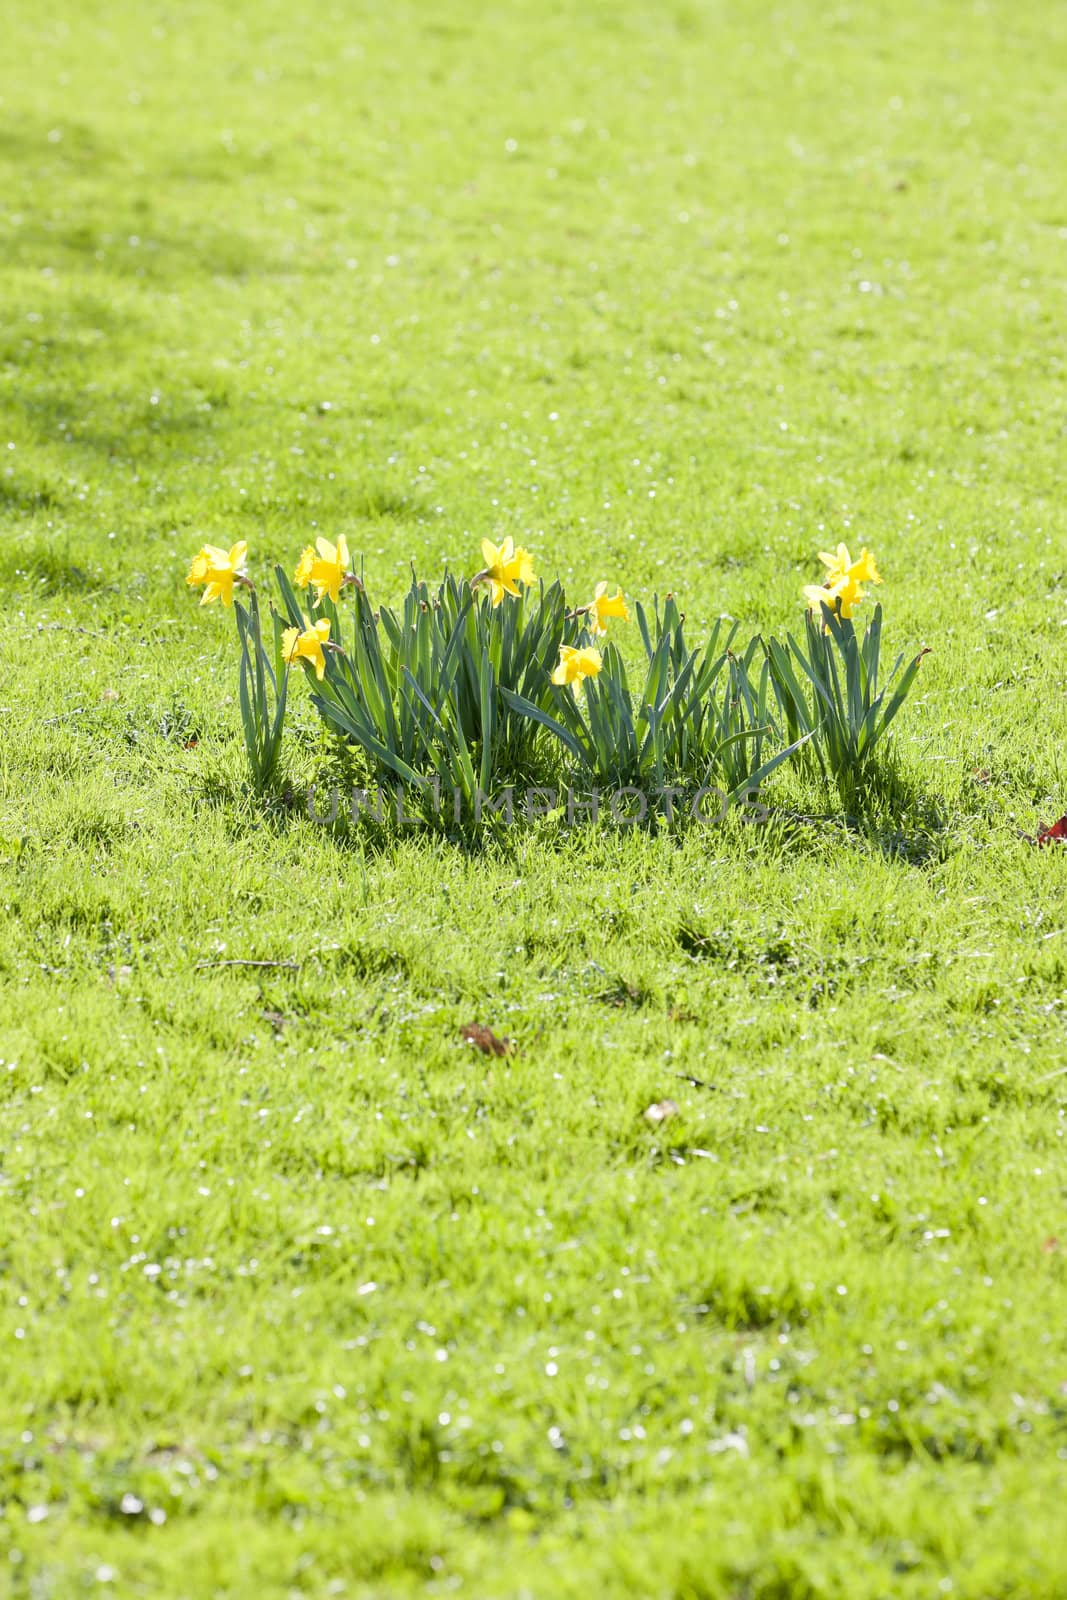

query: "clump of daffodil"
(552, 643), (602, 690)
(186, 541), (249, 606)
(294, 535), (354, 606)
(803, 542), (882, 622)
(584, 582), (630, 638)
(473, 537), (537, 606)
(281, 616), (332, 681)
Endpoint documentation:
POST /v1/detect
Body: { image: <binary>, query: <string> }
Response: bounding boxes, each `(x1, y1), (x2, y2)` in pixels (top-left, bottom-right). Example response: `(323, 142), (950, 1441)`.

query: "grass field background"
(2, 0), (1067, 1594)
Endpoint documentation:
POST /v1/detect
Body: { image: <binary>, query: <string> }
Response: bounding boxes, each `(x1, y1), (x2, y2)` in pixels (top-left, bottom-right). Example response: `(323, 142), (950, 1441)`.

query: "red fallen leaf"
(1041, 1236), (1060, 1254)
(460, 1022), (514, 1057)
(1035, 815), (1067, 847)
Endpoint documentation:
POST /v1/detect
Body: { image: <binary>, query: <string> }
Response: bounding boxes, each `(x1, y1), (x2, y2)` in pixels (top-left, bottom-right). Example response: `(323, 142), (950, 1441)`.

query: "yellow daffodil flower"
(587, 582), (630, 638)
(552, 643), (602, 689)
(806, 542), (882, 624)
(510, 545), (537, 586)
(804, 582), (839, 620)
(818, 542), (882, 588)
(281, 616), (331, 680)
(850, 547), (881, 584)
(475, 537), (537, 605)
(186, 541), (248, 606)
(804, 568), (866, 621)
(817, 543), (850, 587)
(294, 534), (351, 606)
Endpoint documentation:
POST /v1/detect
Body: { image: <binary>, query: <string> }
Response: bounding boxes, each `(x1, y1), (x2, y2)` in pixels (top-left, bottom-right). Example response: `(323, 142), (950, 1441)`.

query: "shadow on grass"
(348, 484), (425, 521)
(189, 735), (964, 868)
(189, 784), (960, 867)
(0, 472), (67, 515)
(1, 206), (283, 284)
(760, 756), (959, 866)
(0, 544), (107, 597)
(8, 385), (223, 464)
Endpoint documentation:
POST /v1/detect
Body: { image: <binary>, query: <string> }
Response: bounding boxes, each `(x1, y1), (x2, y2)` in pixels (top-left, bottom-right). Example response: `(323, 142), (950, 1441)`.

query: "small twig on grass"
(195, 958), (299, 971)
(43, 708), (87, 725)
(673, 1071), (719, 1092)
(41, 623), (108, 639)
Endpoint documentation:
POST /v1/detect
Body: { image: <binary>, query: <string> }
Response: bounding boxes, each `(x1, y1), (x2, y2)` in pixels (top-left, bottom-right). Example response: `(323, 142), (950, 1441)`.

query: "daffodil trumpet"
(186, 541), (253, 607)
(552, 643), (602, 690)
(471, 537), (537, 606)
(281, 616), (332, 681)
(294, 535), (361, 607)
(581, 582), (630, 638)
(803, 542), (882, 628)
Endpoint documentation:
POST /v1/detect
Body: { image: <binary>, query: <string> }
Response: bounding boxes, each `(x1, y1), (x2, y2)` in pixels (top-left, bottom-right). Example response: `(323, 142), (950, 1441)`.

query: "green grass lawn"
(3, 0), (1067, 1593)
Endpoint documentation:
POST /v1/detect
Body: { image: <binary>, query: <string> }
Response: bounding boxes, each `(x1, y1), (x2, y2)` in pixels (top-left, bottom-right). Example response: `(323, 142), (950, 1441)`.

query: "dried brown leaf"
(1035, 815), (1067, 847)
(461, 1023), (514, 1057)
